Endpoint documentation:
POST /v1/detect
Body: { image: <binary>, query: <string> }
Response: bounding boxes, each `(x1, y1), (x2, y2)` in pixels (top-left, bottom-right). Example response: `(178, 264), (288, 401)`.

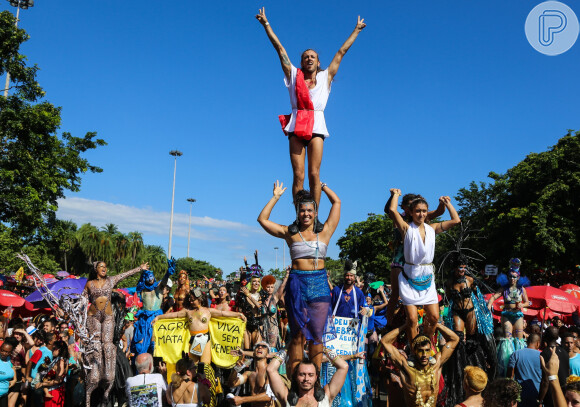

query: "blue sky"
(4, 1), (579, 275)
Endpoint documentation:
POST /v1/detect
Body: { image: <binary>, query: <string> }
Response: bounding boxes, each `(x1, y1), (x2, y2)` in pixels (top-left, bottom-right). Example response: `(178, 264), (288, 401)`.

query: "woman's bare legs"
(423, 303), (440, 340)
(404, 304), (419, 341)
(288, 332), (305, 377)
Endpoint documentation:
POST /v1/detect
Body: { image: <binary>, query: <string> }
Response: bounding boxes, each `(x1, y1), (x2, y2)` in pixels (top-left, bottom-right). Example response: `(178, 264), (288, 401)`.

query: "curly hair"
(261, 275), (276, 289)
(482, 378), (521, 407)
(401, 193), (419, 209)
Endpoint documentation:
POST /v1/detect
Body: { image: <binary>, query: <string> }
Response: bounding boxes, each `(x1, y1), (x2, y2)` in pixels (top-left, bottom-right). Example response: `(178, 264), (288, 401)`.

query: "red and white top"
(283, 65), (331, 137)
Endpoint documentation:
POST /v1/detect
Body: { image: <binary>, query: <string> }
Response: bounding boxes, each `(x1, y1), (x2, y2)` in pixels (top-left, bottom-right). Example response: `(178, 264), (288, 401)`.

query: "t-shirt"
(570, 353), (580, 376)
(125, 326), (135, 346)
(540, 346), (570, 407)
(331, 286), (366, 319)
(0, 359), (14, 397)
(126, 373), (167, 407)
(30, 346), (53, 380)
(508, 348), (541, 407)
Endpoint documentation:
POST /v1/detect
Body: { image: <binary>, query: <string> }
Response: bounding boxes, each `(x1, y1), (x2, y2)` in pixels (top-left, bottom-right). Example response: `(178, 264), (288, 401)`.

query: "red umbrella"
(560, 284), (580, 299)
(0, 290), (25, 307)
(483, 293), (540, 319)
(525, 286), (580, 313)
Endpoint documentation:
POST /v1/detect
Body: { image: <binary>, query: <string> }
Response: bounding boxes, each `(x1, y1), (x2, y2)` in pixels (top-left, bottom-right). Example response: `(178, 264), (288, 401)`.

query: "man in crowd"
(507, 332), (542, 407)
(380, 321), (459, 407)
(563, 332), (580, 376)
(267, 348), (349, 407)
(125, 353), (167, 407)
(331, 261), (367, 320)
(25, 331), (55, 405)
(43, 319), (55, 334)
(228, 341), (274, 407)
(538, 326), (570, 407)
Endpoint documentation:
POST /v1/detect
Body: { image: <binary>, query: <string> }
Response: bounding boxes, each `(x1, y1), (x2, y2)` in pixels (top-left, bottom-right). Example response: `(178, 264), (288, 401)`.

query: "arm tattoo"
(281, 54), (290, 67)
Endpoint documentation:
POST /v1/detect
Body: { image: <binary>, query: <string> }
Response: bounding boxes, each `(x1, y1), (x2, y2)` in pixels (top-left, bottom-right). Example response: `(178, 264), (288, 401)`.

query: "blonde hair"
(464, 365), (488, 393)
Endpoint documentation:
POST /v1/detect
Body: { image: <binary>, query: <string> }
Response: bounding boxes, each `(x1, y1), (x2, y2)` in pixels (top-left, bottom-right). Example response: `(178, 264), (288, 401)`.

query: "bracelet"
(321, 183), (327, 189)
(324, 347), (338, 362)
(264, 22), (270, 26)
(548, 375), (558, 381)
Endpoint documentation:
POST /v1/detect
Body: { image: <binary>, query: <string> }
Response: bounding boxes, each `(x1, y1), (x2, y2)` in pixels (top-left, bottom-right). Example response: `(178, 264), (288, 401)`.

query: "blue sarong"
(132, 309), (163, 354)
(285, 268), (335, 344)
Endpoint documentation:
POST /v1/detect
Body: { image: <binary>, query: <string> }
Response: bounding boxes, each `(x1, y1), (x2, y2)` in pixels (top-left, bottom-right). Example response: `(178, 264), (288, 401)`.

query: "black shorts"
(288, 132), (325, 146)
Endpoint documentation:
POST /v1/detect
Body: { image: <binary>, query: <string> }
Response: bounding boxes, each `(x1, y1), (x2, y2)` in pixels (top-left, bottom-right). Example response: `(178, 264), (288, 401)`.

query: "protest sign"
(153, 318), (190, 380)
(324, 316), (358, 356)
(209, 317), (246, 368)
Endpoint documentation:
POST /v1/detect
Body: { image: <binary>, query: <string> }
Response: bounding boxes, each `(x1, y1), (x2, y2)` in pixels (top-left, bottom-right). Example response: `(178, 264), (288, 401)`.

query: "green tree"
(455, 131), (580, 275)
(0, 225), (59, 273)
(176, 257), (219, 282)
(336, 213), (394, 281)
(0, 11), (106, 240)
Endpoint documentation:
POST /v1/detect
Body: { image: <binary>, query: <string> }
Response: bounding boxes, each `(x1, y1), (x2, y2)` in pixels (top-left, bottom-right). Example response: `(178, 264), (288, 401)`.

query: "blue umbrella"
(25, 278), (88, 303)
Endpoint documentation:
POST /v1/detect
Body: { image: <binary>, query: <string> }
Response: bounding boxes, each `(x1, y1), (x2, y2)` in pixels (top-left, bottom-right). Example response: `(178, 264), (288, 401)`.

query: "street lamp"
(168, 150), (183, 258)
(187, 198), (196, 258)
(4, 1), (35, 97)
(274, 247), (279, 270)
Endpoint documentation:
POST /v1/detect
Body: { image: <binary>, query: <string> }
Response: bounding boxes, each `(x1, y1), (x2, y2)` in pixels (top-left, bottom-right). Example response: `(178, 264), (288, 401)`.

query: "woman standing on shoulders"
(258, 180), (340, 374)
(387, 189), (460, 342)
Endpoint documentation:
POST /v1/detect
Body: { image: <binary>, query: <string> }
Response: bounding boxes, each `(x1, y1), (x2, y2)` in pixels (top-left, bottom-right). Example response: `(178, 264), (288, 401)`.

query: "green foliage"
(266, 268), (286, 281)
(455, 131), (580, 275)
(175, 257), (219, 282)
(0, 225), (59, 273)
(324, 257), (344, 286)
(0, 11), (106, 240)
(336, 213), (393, 281)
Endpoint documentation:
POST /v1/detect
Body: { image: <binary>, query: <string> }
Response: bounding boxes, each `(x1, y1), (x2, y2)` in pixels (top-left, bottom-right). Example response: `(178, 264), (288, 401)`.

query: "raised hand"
(439, 196), (451, 206)
(356, 16), (366, 31)
(390, 188), (402, 196)
(140, 262), (149, 270)
(256, 7), (268, 26)
(273, 180), (287, 198)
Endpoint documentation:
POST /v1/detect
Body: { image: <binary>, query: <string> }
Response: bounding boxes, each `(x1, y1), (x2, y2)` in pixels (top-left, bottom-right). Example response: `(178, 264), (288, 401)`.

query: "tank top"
(171, 382), (199, 407)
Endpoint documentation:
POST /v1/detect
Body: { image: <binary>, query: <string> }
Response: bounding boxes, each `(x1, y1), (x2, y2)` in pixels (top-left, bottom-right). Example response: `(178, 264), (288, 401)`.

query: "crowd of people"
(2, 247), (580, 407)
(1, 6), (579, 407)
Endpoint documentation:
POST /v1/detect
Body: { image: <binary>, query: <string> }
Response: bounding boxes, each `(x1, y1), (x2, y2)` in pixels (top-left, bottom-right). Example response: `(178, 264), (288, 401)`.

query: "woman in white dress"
(387, 189), (461, 342)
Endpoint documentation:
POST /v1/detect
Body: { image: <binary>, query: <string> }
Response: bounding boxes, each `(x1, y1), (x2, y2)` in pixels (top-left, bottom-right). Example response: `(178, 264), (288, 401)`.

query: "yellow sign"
(15, 267), (25, 283)
(153, 318), (190, 380)
(209, 317), (246, 368)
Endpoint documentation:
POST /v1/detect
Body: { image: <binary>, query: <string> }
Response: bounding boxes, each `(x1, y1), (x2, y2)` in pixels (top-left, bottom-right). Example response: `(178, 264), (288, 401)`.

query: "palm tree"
(76, 223), (101, 264)
(127, 231), (144, 266)
(140, 245), (167, 276)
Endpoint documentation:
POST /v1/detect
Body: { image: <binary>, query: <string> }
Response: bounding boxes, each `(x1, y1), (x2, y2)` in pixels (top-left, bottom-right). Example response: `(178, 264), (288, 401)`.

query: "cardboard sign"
(325, 316), (359, 356)
(485, 265), (498, 276)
